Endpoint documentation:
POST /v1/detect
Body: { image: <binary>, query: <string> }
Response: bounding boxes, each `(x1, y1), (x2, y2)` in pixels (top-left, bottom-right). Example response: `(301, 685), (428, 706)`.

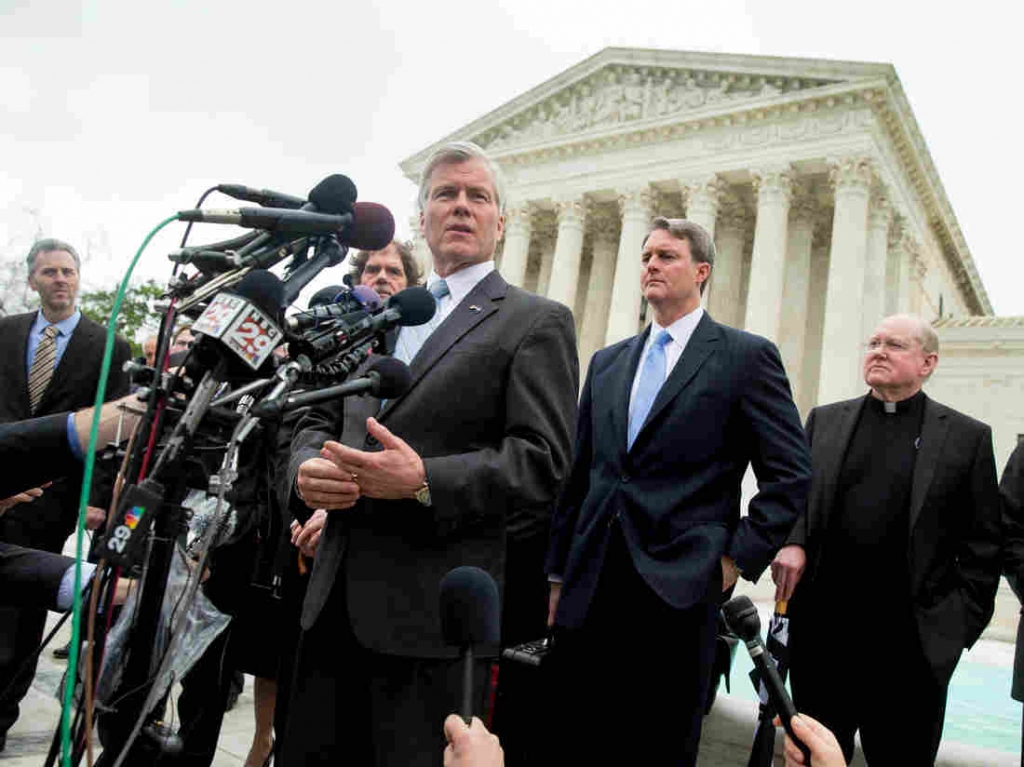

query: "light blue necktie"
(628, 329), (672, 449)
(394, 279), (450, 365)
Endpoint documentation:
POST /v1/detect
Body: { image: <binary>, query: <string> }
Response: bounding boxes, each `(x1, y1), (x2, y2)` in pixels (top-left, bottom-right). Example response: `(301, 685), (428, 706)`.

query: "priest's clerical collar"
(867, 388), (925, 415)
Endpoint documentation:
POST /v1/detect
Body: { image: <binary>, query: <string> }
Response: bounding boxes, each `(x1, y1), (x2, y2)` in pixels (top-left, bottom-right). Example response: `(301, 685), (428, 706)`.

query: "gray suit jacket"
(287, 270), (579, 658)
(790, 394), (1001, 685)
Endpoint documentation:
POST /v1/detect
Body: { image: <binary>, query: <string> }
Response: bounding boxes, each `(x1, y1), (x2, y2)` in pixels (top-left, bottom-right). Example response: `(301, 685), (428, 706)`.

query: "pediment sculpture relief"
(474, 65), (838, 151)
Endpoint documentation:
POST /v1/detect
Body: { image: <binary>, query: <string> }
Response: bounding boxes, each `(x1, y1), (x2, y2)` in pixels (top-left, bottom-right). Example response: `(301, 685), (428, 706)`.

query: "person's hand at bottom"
(443, 715), (504, 767)
(774, 713), (845, 767)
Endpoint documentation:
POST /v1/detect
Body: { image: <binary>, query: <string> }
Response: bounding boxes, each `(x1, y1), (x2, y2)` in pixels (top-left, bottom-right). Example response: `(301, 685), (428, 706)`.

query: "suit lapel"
(378, 271), (504, 421)
(603, 330), (647, 462)
(909, 396), (949, 534)
(10, 314), (34, 415)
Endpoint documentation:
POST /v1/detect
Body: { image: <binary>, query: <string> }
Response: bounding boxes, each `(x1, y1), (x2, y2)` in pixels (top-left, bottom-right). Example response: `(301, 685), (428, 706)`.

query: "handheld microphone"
(215, 174), (357, 214)
(251, 357), (411, 419)
(439, 566), (501, 725)
(721, 596), (810, 763)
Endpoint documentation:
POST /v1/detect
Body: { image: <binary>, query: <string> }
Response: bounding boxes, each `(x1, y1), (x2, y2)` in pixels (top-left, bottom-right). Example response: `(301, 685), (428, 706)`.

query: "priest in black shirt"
(771, 314), (1001, 765)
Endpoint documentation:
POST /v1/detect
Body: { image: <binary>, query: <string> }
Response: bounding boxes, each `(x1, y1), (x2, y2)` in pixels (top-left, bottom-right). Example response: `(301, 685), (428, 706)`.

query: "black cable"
(175, 187), (218, 272)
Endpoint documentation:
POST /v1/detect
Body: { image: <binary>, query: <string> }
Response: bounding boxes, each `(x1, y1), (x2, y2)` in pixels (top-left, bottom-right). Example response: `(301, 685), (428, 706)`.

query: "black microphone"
(216, 174), (357, 213)
(721, 596), (810, 763)
(177, 201), (396, 249)
(384, 286), (436, 327)
(287, 286), (435, 364)
(216, 184), (307, 210)
(439, 566), (501, 725)
(251, 357), (411, 418)
(309, 284), (349, 309)
(286, 285), (382, 331)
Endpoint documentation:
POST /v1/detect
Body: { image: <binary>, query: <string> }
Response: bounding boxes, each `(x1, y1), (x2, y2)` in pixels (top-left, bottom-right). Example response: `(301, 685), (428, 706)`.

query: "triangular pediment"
(473, 63), (843, 152)
(402, 48), (894, 167)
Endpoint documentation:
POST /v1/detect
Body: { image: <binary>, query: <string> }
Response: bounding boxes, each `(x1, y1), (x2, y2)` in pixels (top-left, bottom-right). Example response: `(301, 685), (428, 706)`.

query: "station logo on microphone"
(195, 293), (282, 370)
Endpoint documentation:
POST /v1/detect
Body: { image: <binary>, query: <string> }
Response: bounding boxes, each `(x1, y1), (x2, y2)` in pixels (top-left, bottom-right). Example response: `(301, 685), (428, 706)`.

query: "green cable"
(61, 214), (179, 767)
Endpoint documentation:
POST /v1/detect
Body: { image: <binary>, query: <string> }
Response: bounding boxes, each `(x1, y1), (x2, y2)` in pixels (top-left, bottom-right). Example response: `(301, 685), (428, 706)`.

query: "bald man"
(773, 314), (1001, 764)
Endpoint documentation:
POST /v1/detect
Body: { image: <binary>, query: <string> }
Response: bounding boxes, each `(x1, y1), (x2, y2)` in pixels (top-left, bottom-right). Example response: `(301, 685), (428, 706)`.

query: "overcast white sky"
(1, 0), (1021, 317)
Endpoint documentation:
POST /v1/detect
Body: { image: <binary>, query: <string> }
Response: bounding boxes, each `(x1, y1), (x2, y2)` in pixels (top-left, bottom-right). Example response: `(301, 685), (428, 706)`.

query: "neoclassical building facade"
(400, 48), (1023, 467)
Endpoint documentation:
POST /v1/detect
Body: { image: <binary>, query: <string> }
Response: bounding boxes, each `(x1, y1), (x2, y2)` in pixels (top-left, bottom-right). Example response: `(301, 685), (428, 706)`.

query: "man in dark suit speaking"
(282, 141), (579, 766)
(773, 313), (1001, 764)
(545, 217), (811, 765)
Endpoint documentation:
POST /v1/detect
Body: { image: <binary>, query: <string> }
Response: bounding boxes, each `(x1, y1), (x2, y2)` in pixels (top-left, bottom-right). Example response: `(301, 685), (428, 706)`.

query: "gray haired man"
(281, 142), (580, 766)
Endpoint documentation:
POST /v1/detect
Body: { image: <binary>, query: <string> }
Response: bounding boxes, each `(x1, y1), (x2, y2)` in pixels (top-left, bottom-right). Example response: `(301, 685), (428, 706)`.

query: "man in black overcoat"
(774, 313), (1001, 764)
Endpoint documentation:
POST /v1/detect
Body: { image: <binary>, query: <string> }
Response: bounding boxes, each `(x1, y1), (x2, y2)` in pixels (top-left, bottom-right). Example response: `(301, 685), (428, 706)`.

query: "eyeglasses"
(863, 338), (915, 354)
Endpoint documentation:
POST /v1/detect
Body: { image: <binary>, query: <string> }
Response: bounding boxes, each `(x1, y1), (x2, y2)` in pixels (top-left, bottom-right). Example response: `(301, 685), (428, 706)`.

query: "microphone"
(177, 201), (396, 250)
(309, 284), (349, 309)
(190, 269), (286, 375)
(287, 286), (435, 365)
(286, 285), (383, 332)
(721, 596), (810, 763)
(216, 184), (307, 210)
(250, 357), (411, 418)
(384, 286), (436, 327)
(440, 566), (501, 725)
(216, 173), (357, 213)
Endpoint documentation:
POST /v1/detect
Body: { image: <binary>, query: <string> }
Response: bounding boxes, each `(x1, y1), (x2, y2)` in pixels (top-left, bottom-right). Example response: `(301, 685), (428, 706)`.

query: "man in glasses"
(773, 313), (1001, 764)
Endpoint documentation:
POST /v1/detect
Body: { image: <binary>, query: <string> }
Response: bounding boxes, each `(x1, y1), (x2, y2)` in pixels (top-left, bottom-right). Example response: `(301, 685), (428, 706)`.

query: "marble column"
(817, 157), (875, 405)
(744, 167), (794, 343)
(777, 188), (817, 404)
(862, 188), (893, 340)
(500, 204), (533, 288)
(536, 236), (555, 296)
(708, 198), (748, 328)
(547, 197), (588, 310)
(579, 209), (620, 372)
(910, 247), (928, 315)
(884, 215), (903, 315)
(408, 213), (432, 276)
(605, 186), (653, 345)
(801, 216), (832, 413)
(890, 225), (919, 315)
(683, 176), (722, 309)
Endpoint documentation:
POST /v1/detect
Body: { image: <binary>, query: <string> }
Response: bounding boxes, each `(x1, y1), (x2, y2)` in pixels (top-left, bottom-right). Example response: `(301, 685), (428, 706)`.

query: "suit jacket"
(0, 541), (73, 610)
(0, 412), (77, 498)
(0, 311), (131, 551)
(546, 312), (811, 629)
(789, 393), (1001, 685)
(999, 443), (1024, 700)
(287, 270), (579, 658)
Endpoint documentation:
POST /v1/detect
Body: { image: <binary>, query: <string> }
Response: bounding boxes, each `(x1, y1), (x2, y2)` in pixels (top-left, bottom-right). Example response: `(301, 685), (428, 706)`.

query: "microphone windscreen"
(308, 174), (358, 214)
(347, 202), (396, 251)
(721, 595), (762, 642)
(368, 356), (411, 399)
(309, 284), (347, 308)
(233, 269), (286, 319)
(439, 566), (500, 647)
(351, 284), (383, 311)
(388, 286), (435, 327)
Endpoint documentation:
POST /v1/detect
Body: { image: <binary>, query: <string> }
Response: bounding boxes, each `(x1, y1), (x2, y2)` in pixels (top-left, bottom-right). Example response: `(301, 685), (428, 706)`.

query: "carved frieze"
(473, 65), (838, 152)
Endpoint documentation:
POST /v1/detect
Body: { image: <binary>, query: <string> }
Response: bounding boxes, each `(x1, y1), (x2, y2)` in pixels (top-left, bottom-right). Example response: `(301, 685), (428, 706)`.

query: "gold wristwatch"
(414, 480), (432, 506)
